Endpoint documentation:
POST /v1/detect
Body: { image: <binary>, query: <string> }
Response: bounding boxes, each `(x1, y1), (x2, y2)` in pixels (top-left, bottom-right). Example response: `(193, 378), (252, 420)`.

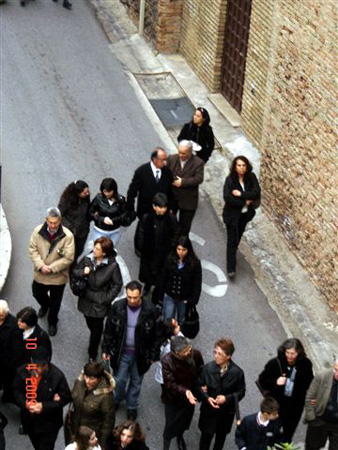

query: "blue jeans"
(92, 227), (121, 248)
(114, 353), (144, 410)
(162, 294), (186, 325)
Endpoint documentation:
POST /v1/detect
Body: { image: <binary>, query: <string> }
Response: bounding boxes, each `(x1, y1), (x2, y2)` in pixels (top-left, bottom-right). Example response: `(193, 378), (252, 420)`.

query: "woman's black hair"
(59, 180), (89, 208)
(168, 235), (199, 269)
(229, 155), (253, 180)
(17, 307), (38, 328)
(192, 107), (211, 126)
(100, 178), (118, 197)
(277, 338), (307, 360)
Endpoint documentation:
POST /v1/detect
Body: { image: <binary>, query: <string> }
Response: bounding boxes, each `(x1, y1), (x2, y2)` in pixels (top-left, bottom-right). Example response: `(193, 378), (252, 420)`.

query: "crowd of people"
(0, 108), (337, 450)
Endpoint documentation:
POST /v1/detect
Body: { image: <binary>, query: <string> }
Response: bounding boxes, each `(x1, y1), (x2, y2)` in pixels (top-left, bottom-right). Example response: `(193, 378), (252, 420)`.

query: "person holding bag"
(73, 237), (122, 362)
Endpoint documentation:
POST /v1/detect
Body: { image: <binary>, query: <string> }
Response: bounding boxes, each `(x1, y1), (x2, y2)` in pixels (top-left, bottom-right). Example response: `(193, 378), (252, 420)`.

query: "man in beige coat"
(167, 140), (204, 236)
(29, 207), (75, 336)
(305, 359), (338, 450)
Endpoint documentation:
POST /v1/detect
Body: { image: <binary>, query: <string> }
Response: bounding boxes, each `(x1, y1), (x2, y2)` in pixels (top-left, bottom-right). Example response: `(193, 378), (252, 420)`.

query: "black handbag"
(256, 358), (283, 397)
(70, 276), (87, 297)
(181, 303), (200, 339)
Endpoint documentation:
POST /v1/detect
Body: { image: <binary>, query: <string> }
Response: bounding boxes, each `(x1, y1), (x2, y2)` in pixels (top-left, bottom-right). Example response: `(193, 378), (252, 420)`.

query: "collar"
(150, 161), (161, 178)
(257, 411), (270, 427)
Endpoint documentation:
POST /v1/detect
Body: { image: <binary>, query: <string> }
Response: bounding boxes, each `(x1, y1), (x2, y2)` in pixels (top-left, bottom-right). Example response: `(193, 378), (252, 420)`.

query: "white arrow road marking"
(201, 260), (228, 297)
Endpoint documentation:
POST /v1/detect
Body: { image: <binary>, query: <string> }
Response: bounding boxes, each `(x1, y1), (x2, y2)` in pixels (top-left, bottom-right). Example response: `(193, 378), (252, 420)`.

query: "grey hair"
(0, 300), (9, 314)
(178, 140), (193, 152)
(46, 207), (61, 218)
(171, 335), (191, 354)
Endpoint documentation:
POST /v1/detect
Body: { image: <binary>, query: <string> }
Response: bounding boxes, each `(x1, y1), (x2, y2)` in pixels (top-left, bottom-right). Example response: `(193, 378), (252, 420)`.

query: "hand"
(41, 265), (51, 274)
(28, 402), (43, 414)
(186, 390), (197, 405)
(83, 267), (91, 275)
(277, 375), (286, 386)
(102, 353), (110, 361)
(53, 393), (60, 402)
(104, 217), (113, 225)
(215, 395), (226, 405)
(172, 177), (182, 188)
(232, 189), (242, 197)
(245, 200), (253, 206)
(208, 397), (220, 409)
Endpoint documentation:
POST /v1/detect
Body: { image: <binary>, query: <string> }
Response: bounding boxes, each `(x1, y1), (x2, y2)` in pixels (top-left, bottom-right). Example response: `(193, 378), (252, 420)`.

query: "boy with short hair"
(235, 397), (283, 450)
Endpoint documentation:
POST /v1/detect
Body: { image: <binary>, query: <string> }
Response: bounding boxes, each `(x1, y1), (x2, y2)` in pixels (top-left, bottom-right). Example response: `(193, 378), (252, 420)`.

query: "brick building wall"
(257, 0), (338, 309)
(180, 0), (227, 92)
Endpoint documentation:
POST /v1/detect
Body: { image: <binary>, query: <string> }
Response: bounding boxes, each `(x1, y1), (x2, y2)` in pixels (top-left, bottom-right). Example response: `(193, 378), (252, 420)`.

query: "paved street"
(1, 1), (308, 448)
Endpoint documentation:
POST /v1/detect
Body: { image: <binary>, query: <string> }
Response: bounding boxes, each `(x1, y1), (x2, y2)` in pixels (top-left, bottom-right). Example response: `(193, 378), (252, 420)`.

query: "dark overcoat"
(178, 122), (215, 163)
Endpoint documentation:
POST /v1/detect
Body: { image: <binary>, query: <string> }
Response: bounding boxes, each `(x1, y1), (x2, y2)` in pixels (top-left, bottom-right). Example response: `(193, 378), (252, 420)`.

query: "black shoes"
(127, 409), (138, 421)
(48, 324), (57, 336)
(38, 307), (48, 318)
(63, 0), (72, 9)
(228, 271), (236, 279)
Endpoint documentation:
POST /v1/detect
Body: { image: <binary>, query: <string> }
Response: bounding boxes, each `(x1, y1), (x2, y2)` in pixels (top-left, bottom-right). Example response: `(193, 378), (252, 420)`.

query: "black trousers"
(32, 281), (65, 325)
(225, 212), (252, 273)
(177, 209), (196, 236)
(28, 429), (59, 450)
(85, 316), (105, 360)
(199, 428), (228, 450)
(305, 419), (338, 450)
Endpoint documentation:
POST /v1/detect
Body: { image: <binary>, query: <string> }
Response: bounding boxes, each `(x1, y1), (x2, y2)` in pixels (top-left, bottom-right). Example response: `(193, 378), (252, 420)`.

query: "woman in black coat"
(90, 178), (132, 248)
(258, 338), (314, 443)
(178, 107), (215, 163)
(73, 237), (122, 361)
(198, 338), (246, 450)
(106, 420), (149, 450)
(222, 155), (261, 279)
(58, 180), (91, 261)
(138, 193), (179, 299)
(160, 236), (202, 325)
(162, 336), (204, 450)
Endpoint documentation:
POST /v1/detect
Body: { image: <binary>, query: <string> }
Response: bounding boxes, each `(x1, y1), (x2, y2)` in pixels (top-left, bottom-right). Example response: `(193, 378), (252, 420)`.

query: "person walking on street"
(52, 0), (73, 11)
(73, 237), (122, 361)
(258, 338), (313, 443)
(58, 180), (91, 262)
(222, 156), (260, 279)
(162, 336), (204, 450)
(0, 300), (16, 401)
(65, 426), (102, 450)
(127, 148), (173, 256)
(304, 359), (338, 450)
(13, 347), (71, 450)
(198, 338), (246, 450)
(90, 178), (132, 249)
(106, 421), (149, 450)
(29, 206), (75, 336)
(177, 107), (215, 163)
(102, 281), (159, 421)
(167, 140), (204, 236)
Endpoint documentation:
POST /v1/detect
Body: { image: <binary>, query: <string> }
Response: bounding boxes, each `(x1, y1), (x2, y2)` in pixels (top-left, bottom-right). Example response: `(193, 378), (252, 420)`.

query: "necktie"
(155, 170), (160, 183)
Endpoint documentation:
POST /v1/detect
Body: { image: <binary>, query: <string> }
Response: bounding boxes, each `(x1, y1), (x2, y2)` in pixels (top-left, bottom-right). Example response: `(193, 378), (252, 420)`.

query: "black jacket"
(58, 196), (90, 239)
(74, 254), (122, 318)
(127, 162), (173, 218)
(222, 172), (261, 224)
(258, 355), (313, 407)
(138, 212), (179, 285)
(102, 298), (160, 375)
(235, 413), (283, 450)
(90, 193), (132, 231)
(178, 122), (215, 163)
(13, 362), (71, 434)
(159, 255), (202, 305)
(0, 313), (16, 382)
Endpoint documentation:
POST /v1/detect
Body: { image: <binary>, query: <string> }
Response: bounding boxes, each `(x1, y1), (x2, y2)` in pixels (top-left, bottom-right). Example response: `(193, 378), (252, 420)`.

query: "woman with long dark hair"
(258, 338), (313, 443)
(73, 237), (122, 361)
(177, 107), (215, 163)
(90, 178), (131, 248)
(222, 155), (261, 279)
(65, 426), (101, 450)
(106, 421), (149, 450)
(159, 236), (202, 325)
(58, 180), (91, 261)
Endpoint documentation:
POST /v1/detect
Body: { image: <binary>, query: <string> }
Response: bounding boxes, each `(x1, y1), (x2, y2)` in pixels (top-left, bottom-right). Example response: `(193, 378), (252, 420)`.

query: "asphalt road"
(0, 1), (307, 449)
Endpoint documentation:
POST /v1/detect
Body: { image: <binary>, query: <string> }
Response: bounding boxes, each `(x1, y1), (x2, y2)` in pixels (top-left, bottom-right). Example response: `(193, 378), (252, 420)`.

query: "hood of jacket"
(77, 370), (116, 394)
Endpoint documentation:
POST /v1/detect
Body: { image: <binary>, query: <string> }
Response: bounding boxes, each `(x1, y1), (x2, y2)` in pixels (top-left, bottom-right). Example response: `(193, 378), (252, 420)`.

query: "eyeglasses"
(213, 350), (227, 357)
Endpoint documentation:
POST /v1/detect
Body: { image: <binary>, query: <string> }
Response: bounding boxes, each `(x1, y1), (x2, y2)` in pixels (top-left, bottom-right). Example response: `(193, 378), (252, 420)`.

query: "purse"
(70, 276), (88, 297)
(256, 358), (283, 397)
(181, 303), (200, 339)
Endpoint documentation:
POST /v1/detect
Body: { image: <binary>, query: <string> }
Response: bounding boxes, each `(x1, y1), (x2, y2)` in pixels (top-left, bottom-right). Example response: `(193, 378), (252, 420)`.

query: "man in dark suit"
(167, 140), (205, 236)
(127, 147), (173, 255)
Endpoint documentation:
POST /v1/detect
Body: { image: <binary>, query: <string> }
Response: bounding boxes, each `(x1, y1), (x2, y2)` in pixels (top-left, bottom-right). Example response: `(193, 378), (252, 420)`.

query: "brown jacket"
(29, 222), (75, 285)
(167, 154), (204, 210)
(305, 368), (335, 421)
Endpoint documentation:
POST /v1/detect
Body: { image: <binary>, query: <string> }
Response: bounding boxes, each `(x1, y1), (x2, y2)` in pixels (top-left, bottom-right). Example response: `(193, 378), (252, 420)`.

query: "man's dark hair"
(153, 192), (168, 207)
(151, 147), (166, 161)
(261, 396), (280, 414)
(17, 307), (38, 327)
(126, 280), (142, 293)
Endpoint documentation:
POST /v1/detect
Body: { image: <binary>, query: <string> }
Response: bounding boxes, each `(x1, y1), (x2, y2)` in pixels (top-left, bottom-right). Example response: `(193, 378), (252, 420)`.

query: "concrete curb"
(90, 0), (338, 370)
(0, 204), (12, 293)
